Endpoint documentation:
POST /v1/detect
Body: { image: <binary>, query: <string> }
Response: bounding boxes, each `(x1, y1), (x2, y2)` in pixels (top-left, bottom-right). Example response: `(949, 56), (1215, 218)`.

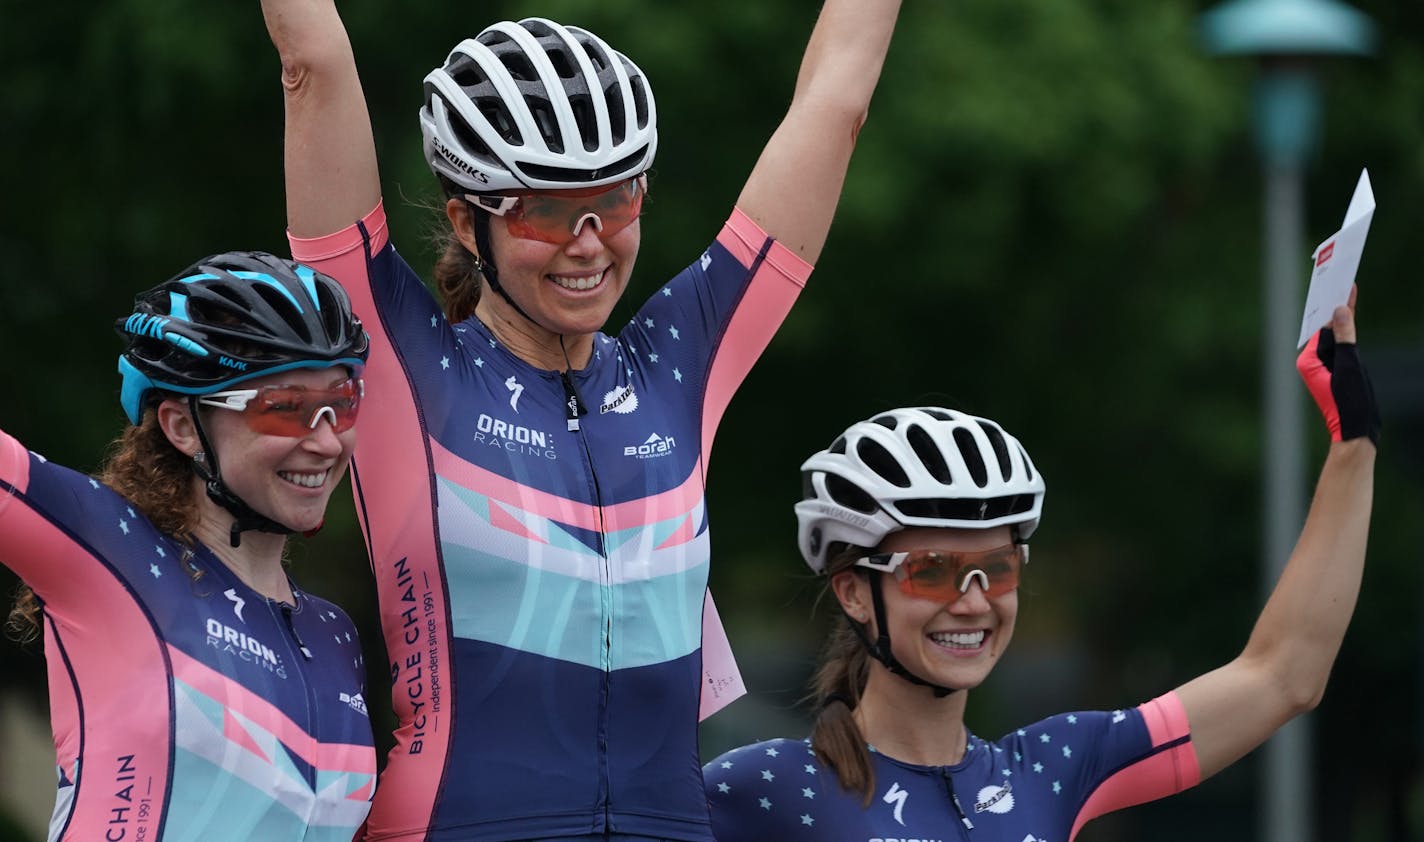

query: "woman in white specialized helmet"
(256, 1), (900, 839)
(705, 295), (1379, 840)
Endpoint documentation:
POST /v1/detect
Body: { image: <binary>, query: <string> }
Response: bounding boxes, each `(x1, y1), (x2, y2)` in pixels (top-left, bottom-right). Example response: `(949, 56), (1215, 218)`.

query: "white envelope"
(1298, 169), (1374, 348)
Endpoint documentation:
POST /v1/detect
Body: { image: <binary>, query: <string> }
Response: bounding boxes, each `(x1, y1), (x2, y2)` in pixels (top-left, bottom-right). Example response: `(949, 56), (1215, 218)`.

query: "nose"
(563, 217), (607, 256)
(301, 411), (346, 455)
(948, 578), (992, 613)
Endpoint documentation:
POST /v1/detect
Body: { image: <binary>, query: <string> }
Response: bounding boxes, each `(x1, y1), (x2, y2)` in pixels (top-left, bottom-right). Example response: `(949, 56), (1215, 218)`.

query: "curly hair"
(5, 407), (200, 642)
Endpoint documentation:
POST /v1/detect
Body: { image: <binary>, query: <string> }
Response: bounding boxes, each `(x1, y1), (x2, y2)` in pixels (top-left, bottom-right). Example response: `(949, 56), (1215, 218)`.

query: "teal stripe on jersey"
(442, 540), (709, 670)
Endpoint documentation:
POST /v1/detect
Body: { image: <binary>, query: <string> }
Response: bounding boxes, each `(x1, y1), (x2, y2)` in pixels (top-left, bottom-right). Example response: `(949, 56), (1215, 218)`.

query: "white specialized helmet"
(420, 17), (658, 193)
(795, 407), (1046, 574)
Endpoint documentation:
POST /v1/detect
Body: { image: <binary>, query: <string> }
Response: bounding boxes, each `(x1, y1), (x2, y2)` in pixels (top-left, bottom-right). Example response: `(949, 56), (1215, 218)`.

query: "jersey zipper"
(941, 768), (975, 838)
(562, 368), (614, 831)
(274, 597), (320, 832)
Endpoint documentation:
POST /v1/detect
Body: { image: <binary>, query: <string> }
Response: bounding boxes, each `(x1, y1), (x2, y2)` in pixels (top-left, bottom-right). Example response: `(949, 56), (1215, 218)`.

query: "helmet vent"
(896, 494), (1033, 522)
(253, 284), (314, 344)
(907, 424), (952, 485)
(952, 428), (989, 487)
(527, 98), (563, 153)
(825, 473), (879, 515)
(628, 71), (650, 127)
(871, 414), (898, 430)
(498, 52), (539, 83)
(828, 436), (848, 455)
(569, 94), (598, 152)
(856, 438), (910, 488)
(923, 408), (954, 421)
(1018, 444), (1036, 482)
(605, 84), (627, 145)
(446, 94), (504, 153)
(518, 145), (650, 184)
(978, 421), (1012, 478)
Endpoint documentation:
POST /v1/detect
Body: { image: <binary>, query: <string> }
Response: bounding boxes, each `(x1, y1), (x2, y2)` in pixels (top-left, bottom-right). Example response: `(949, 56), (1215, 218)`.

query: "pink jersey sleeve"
(1070, 691), (1202, 839)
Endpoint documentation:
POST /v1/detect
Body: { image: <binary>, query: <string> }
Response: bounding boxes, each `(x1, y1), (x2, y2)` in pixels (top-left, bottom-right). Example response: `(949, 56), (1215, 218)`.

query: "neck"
(853, 666), (971, 766)
(191, 496), (294, 604)
(474, 289), (594, 371)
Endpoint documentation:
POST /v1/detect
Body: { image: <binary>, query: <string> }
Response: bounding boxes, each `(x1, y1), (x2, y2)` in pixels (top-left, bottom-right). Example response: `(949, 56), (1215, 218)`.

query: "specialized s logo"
(505, 376), (524, 412)
(224, 588), (247, 623)
(883, 782), (908, 825)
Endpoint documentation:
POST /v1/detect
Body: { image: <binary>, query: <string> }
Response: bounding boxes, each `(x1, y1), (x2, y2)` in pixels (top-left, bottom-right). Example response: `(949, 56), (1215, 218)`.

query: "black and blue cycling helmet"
(117, 251), (369, 424)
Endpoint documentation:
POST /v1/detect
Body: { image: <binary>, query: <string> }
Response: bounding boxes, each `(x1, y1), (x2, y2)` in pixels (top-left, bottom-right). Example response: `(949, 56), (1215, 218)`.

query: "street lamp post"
(1200, 2), (1374, 841)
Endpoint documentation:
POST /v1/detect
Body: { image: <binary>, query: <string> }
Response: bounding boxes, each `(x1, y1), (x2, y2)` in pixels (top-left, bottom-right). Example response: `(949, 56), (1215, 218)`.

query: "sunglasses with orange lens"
(198, 378), (363, 438)
(854, 544), (1027, 604)
(466, 176), (646, 244)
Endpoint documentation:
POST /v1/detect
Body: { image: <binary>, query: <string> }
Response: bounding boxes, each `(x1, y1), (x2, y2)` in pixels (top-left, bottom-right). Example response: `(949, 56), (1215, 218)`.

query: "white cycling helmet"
(420, 17), (657, 193)
(796, 407), (1046, 574)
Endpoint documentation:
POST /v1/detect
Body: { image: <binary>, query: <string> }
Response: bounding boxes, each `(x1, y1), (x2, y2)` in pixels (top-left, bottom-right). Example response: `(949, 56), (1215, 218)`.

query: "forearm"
(793, 0), (901, 121)
(260, 0), (381, 238)
(1242, 438), (1375, 706)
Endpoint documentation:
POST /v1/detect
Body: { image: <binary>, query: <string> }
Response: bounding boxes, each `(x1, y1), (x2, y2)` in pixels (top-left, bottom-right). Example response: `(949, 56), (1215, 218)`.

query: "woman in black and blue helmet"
(3, 252), (377, 841)
(703, 294), (1378, 840)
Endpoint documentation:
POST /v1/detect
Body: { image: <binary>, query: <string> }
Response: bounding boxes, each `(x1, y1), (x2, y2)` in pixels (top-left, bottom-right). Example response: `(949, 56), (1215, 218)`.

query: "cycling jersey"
(290, 203), (811, 841)
(0, 429), (376, 842)
(704, 693), (1200, 841)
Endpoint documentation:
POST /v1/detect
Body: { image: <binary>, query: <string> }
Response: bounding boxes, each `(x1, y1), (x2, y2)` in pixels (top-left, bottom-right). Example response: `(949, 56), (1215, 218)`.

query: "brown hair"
(6, 407), (201, 642)
(432, 226), (483, 324)
(807, 543), (878, 805)
(427, 178), (485, 324)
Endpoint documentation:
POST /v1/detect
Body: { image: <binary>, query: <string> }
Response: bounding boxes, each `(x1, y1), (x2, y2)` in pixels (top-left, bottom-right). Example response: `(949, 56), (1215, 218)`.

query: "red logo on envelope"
(1315, 241), (1335, 267)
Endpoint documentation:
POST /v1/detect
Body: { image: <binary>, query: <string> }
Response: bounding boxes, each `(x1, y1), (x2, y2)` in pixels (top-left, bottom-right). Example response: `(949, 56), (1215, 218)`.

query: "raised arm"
(260, 0), (381, 238)
(1176, 293), (1377, 779)
(735, 0), (901, 264)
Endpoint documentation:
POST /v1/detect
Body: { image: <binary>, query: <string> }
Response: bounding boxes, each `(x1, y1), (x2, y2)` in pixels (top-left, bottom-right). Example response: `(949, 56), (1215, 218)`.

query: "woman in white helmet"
(256, 2), (900, 840)
(705, 296), (1378, 841)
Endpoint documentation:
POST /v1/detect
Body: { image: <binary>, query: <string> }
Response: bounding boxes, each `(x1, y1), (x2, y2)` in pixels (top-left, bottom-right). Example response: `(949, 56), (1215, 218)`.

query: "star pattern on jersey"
(668, 325), (681, 340)
(150, 563), (162, 578)
(155, 545), (166, 558)
(765, 747), (779, 757)
(800, 814), (814, 826)
(441, 357), (450, 370)
(673, 368), (683, 382)
(119, 519), (129, 535)
(474, 357), (485, 368)
(430, 315), (438, 328)
(802, 787), (815, 799)
(1067, 714), (1078, 724)
(661, 287), (672, 296)
(717, 782), (730, 793)
(761, 769), (775, 782)
(644, 318), (655, 328)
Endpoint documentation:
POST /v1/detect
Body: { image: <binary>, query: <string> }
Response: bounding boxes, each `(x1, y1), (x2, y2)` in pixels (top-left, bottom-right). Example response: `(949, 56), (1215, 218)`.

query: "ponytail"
(807, 543), (878, 805)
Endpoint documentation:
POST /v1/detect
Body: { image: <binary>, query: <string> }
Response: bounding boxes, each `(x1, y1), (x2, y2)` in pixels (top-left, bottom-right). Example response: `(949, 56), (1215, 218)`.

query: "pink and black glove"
(1296, 325), (1380, 446)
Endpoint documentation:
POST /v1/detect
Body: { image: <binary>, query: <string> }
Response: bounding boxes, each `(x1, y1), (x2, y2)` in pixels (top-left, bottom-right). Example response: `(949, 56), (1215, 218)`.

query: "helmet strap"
(468, 202), (541, 330)
(187, 398), (294, 548)
(848, 573), (958, 698)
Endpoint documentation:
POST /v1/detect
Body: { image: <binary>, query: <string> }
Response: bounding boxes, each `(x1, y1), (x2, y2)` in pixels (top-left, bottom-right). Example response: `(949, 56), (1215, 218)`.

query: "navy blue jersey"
(705, 694), (1199, 842)
(292, 204), (812, 841)
(0, 431), (375, 841)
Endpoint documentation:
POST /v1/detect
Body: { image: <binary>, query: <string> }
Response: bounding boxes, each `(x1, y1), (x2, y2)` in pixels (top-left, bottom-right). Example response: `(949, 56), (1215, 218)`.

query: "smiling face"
(835, 525), (1019, 694)
(486, 211), (642, 339)
(185, 367), (357, 533)
(448, 192), (644, 367)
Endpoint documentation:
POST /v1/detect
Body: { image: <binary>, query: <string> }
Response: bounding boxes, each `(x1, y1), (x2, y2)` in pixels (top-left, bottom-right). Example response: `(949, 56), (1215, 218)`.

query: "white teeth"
(551, 269), (606, 291)
(929, 630), (985, 648)
(279, 470), (328, 488)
